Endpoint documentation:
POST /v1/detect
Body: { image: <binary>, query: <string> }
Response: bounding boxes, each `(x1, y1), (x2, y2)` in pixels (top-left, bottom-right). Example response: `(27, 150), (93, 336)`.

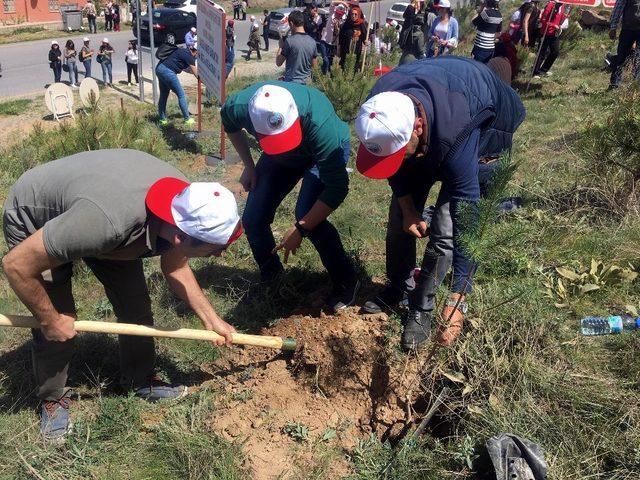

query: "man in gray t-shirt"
(276, 10), (318, 84)
(2, 149), (243, 441)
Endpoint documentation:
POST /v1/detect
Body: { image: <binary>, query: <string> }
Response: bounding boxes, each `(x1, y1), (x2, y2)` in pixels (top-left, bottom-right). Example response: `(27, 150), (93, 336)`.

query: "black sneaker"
(327, 278), (361, 313)
(401, 309), (432, 351)
(361, 286), (408, 314)
(134, 375), (188, 403)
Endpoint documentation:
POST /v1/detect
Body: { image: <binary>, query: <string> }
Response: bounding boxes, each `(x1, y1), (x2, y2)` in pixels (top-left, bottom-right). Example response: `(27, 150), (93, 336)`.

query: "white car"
(163, 0), (225, 15)
(386, 2), (410, 25)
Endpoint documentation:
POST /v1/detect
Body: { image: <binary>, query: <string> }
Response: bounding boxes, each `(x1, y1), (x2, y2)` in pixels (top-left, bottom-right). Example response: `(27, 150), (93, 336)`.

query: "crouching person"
(2, 149), (243, 441)
(354, 57), (525, 350)
(221, 81), (360, 312)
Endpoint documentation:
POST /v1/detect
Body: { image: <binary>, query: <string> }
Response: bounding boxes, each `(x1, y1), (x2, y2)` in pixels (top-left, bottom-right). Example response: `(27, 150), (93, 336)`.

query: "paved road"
(0, 0), (397, 99)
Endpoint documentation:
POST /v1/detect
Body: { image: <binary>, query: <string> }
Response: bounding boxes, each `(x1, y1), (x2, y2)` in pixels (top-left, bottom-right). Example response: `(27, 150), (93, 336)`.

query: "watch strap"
(294, 221), (309, 238)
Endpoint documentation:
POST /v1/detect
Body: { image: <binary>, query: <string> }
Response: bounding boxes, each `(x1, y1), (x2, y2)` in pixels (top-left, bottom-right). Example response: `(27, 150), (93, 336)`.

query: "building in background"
(1, 0), (75, 24)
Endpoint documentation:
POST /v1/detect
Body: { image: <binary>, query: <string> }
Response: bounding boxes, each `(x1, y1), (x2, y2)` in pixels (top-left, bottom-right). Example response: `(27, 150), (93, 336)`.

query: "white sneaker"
(533, 75), (541, 80)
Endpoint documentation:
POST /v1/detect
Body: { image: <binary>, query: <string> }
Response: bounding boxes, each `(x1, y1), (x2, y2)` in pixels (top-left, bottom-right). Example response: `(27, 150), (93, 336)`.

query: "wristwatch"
(445, 298), (468, 314)
(294, 221), (309, 238)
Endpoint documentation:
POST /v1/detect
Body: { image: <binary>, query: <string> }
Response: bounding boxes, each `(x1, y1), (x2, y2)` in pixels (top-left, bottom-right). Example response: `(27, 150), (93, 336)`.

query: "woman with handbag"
(80, 37), (94, 78)
(426, 0), (459, 57)
(64, 39), (80, 87)
(97, 38), (115, 86)
(48, 41), (62, 84)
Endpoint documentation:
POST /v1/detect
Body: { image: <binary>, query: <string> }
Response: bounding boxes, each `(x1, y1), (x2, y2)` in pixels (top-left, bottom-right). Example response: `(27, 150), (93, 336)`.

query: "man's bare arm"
(160, 248), (235, 346)
(1, 229), (76, 341)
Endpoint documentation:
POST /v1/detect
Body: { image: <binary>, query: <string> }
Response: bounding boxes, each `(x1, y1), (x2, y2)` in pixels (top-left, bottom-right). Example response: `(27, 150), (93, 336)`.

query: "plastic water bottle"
(580, 315), (640, 336)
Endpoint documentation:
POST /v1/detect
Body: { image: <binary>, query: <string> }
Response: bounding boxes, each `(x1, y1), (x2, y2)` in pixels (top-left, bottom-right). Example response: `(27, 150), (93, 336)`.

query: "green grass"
(0, 17), (639, 479)
(0, 99), (32, 116)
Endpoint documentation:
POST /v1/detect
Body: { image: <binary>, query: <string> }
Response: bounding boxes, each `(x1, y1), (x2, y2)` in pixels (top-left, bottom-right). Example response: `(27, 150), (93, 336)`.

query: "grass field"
(0, 16), (639, 480)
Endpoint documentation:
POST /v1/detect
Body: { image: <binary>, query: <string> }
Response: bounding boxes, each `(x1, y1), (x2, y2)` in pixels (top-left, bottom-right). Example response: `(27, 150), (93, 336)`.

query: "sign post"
(197, 0), (226, 161)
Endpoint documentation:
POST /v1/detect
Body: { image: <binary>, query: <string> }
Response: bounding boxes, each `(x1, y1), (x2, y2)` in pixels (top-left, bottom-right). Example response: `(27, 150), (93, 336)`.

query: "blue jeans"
(225, 46), (235, 79)
(241, 142), (355, 286)
(88, 15), (97, 33)
(83, 59), (92, 78)
(101, 60), (113, 84)
(318, 41), (333, 74)
(156, 62), (189, 120)
(67, 62), (79, 84)
(472, 47), (494, 64)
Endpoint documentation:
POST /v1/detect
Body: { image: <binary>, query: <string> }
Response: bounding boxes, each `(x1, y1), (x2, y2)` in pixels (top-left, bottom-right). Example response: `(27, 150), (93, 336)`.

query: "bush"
(312, 54), (377, 122)
(580, 86), (640, 215)
(0, 108), (170, 187)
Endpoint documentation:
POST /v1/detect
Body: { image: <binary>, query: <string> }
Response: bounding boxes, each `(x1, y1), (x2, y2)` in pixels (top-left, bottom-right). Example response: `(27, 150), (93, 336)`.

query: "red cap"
(145, 177), (190, 224)
(356, 143), (407, 179)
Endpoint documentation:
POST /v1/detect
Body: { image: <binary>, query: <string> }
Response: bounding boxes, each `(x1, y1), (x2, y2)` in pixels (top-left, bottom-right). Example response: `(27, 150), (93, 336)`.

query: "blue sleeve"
(450, 17), (459, 42)
(442, 129), (480, 294)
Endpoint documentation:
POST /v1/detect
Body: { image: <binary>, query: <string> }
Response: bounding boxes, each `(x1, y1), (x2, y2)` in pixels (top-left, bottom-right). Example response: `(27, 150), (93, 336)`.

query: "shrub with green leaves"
(0, 108), (170, 188)
(312, 54), (376, 122)
(581, 86), (640, 215)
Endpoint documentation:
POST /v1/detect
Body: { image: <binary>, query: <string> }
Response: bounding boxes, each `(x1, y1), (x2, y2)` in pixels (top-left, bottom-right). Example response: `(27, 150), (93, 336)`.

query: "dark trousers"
(534, 35), (560, 74)
(241, 149), (355, 287)
(127, 62), (139, 83)
(33, 259), (155, 400)
(472, 46), (494, 64)
(88, 15), (97, 33)
(385, 134), (495, 311)
(52, 61), (62, 83)
(233, 7), (239, 19)
(318, 41), (334, 74)
(610, 28), (640, 87)
(105, 14), (113, 30)
(226, 45), (235, 78)
(263, 32), (269, 50)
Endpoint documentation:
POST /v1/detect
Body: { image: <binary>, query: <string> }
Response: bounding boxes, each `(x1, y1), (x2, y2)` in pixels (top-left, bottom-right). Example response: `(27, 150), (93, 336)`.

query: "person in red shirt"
(532, 0), (569, 78)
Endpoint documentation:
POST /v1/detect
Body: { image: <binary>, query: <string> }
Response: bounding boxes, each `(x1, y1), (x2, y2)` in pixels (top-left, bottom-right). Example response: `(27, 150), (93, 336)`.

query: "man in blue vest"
(355, 56), (525, 350)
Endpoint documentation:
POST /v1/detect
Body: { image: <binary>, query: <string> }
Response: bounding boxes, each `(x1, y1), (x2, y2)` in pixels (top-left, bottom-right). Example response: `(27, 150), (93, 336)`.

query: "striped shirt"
(472, 8), (503, 50)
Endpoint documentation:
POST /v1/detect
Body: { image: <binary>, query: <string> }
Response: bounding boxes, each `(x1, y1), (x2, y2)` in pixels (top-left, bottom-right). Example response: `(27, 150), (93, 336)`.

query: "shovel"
(0, 314), (296, 352)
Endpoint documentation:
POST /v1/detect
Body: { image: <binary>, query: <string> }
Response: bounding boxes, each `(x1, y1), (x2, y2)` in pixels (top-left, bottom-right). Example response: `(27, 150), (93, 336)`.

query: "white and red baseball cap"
(355, 91), (416, 179)
(146, 178), (243, 246)
(249, 84), (302, 155)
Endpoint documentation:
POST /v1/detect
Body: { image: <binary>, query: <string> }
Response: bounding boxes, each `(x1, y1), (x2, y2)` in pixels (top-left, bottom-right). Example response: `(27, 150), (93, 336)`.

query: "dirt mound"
(203, 308), (424, 479)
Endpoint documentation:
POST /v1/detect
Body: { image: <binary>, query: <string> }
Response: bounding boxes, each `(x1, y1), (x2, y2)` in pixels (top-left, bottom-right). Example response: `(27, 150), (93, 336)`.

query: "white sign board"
(197, 0), (225, 100)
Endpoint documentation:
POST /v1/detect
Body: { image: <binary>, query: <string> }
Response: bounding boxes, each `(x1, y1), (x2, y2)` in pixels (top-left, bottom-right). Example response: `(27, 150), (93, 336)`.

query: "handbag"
(62, 61), (69, 72)
(96, 54), (104, 64)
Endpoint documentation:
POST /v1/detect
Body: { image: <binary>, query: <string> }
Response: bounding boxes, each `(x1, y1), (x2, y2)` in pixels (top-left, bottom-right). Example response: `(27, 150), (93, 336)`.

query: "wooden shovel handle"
(0, 314), (296, 351)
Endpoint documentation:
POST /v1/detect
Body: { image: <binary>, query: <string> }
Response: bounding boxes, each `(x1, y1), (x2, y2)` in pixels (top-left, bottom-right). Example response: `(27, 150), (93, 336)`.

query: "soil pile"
(203, 308), (424, 479)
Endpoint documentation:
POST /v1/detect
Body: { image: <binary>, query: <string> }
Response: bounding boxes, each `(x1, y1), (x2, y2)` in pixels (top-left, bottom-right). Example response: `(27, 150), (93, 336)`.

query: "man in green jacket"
(2, 149), (242, 441)
(221, 81), (359, 311)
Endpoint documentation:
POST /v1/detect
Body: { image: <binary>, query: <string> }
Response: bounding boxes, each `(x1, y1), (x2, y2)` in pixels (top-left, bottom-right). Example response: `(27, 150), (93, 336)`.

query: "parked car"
(133, 8), (197, 46)
(268, 6), (329, 38)
(163, 0), (225, 15)
(268, 7), (294, 38)
(386, 2), (410, 25)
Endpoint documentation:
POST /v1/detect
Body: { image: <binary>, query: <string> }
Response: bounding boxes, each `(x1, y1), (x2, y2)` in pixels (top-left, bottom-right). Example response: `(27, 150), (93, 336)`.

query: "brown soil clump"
(203, 307), (423, 479)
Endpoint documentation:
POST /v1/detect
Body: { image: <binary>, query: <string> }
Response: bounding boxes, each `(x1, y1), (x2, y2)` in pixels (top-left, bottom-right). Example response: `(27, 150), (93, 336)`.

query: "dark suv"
(133, 8), (197, 46)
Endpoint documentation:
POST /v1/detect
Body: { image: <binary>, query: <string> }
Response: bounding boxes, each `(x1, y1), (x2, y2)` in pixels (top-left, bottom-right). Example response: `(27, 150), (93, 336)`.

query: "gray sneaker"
(40, 394), (72, 443)
(401, 310), (432, 351)
(134, 375), (188, 403)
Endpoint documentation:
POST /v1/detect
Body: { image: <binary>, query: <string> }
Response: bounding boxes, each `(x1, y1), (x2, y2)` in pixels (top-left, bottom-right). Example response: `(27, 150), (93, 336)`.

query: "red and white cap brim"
(145, 177), (190, 225)
(257, 117), (303, 155)
(356, 143), (407, 179)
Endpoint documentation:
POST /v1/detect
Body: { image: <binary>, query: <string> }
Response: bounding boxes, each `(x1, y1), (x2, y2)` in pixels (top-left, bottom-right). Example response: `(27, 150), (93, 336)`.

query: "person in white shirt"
(125, 40), (139, 85)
